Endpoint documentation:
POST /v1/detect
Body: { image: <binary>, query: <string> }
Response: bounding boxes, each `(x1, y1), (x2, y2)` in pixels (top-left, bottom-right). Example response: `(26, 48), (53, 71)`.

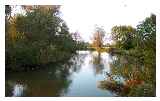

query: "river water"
(5, 51), (125, 97)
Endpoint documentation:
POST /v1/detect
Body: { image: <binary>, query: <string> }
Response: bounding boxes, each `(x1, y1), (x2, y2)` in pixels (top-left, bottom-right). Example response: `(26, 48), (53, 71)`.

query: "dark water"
(6, 50), (152, 97)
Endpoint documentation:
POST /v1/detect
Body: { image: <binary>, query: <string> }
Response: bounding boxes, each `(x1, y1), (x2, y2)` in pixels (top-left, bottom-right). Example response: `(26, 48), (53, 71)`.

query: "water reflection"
(6, 51), (117, 97)
(62, 51), (115, 96)
(5, 51), (88, 96)
(90, 52), (104, 75)
(98, 53), (155, 96)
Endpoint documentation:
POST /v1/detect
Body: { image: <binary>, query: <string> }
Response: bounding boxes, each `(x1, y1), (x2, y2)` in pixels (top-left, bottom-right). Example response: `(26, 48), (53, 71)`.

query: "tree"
(136, 14), (156, 82)
(111, 25), (136, 50)
(107, 14), (156, 96)
(136, 14), (156, 52)
(6, 6), (77, 71)
(92, 26), (105, 50)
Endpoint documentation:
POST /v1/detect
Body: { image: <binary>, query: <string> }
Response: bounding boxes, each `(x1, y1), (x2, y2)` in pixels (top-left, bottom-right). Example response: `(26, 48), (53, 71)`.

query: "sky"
(60, 0), (158, 43)
(11, 0), (158, 43)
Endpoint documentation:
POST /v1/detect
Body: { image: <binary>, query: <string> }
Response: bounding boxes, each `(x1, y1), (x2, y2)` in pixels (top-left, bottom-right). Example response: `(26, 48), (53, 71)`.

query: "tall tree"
(6, 5), (76, 71)
(136, 14), (156, 67)
(92, 26), (105, 50)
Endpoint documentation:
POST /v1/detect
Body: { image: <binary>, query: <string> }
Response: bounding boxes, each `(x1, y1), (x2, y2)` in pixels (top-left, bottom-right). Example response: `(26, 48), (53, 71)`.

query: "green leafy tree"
(106, 14), (156, 96)
(111, 25), (136, 50)
(6, 6), (76, 71)
(136, 14), (156, 84)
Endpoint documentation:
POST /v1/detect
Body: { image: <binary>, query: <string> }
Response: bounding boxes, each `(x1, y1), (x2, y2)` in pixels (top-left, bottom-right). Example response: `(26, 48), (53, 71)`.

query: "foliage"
(101, 14), (156, 96)
(91, 26), (105, 50)
(136, 14), (156, 66)
(128, 83), (155, 97)
(6, 6), (77, 71)
(136, 14), (156, 87)
(111, 25), (136, 50)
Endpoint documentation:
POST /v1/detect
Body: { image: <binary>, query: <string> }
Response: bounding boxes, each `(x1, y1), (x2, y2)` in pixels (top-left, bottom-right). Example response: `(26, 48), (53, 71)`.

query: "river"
(5, 50), (145, 97)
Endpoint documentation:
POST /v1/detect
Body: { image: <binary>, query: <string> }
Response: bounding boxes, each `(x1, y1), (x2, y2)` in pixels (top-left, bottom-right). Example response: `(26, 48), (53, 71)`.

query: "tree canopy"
(5, 5), (77, 71)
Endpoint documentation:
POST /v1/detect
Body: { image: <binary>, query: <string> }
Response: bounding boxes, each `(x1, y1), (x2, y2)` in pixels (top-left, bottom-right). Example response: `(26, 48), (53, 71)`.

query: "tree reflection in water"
(98, 54), (155, 96)
(90, 51), (104, 75)
(5, 52), (86, 97)
(6, 51), (155, 96)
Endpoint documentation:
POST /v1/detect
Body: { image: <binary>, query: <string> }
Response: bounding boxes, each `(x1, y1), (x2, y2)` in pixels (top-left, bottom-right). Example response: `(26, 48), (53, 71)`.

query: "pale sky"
(11, 0), (158, 43)
(60, 0), (158, 43)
